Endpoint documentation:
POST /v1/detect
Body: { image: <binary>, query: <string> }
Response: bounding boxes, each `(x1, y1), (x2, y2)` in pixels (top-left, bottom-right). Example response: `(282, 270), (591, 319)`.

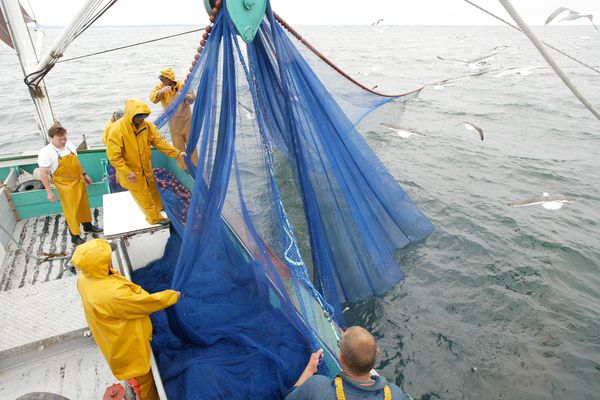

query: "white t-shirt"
(37, 141), (78, 174)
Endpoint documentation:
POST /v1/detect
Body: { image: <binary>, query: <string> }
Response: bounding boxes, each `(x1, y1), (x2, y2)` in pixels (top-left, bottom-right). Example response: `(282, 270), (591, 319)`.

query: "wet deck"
(0, 209), (102, 291)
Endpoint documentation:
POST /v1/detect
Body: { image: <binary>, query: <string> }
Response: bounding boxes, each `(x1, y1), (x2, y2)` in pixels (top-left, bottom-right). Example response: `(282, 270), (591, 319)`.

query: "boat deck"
(0, 210), (118, 399)
(0, 209), (102, 291)
(0, 276), (115, 399)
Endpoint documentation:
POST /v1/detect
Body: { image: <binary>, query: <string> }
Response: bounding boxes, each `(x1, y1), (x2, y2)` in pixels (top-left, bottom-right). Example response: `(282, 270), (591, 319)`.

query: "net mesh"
(133, 2), (433, 398)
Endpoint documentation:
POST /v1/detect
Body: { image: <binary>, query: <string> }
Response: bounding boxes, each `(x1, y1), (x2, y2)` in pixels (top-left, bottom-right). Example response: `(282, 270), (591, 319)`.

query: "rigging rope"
(57, 28), (203, 63)
(462, 0), (600, 75)
(74, 0), (119, 40)
(498, 0), (600, 121)
(273, 12), (423, 98)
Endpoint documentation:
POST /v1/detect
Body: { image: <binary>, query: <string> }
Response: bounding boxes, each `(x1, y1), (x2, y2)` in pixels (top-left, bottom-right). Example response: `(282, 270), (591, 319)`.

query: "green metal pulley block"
(203, 0), (267, 43)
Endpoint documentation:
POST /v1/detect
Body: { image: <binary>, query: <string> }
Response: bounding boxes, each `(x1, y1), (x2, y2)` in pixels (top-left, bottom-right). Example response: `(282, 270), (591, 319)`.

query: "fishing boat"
(0, 0), (427, 398)
(2, 0), (596, 399)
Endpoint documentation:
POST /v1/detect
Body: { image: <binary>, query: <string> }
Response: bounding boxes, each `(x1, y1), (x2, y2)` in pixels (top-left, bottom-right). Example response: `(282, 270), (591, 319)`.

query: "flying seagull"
(380, 122), (425, 139)
(437, 53), (497, 70)
(545, 7), (598, 30)
(372, 18), (384, 27)
(456, 122), (484, 141)
(508, 193), (575, 210)
(545, 7), (572, 24)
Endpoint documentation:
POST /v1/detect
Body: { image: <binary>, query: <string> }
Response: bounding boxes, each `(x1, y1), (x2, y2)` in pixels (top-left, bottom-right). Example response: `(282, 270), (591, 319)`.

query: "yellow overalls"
(52, 149), (91, 236)
(334, 376), (392, 400)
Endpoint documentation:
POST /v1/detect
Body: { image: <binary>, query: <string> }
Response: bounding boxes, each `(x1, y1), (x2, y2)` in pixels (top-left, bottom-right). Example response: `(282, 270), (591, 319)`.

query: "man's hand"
(177, 152), (187, 163)
(175, 291), (182, 300)
(293, 349), (323, 388)
(159, 86), (172, 93)
(83, 175), (92, 185)
(47, 191), (57, 203)
(127, 172), (137, 183)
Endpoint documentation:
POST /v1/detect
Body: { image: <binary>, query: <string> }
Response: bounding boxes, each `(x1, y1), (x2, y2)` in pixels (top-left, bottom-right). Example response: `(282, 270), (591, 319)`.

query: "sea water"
(1, 25), (599, 399)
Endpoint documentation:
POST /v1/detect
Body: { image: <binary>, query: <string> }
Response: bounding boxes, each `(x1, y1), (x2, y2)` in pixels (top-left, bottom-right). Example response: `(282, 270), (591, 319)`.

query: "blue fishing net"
(135, 2), (433, 398)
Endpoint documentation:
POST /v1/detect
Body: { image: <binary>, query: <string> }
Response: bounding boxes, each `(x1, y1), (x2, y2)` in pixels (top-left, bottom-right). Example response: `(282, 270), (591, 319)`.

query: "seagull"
(545, 7), (572, 24)
(380, 122), (425, 139)
(456, 122), (484, 141)
(507, 193), (575, 210)
(437, 52), (497, 70)
(238, 101), (255, 120)
(493, 66), (538, 77)
(372, 18), (384, 27)
(545, 7), (598, 30)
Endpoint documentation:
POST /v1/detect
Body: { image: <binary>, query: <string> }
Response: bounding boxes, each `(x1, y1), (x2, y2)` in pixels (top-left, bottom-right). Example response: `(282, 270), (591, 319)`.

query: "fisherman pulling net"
(134, 1), (433, 398)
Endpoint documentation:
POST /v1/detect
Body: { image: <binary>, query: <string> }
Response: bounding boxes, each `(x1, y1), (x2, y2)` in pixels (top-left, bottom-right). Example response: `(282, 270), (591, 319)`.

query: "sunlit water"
(1, 24), (599, 399)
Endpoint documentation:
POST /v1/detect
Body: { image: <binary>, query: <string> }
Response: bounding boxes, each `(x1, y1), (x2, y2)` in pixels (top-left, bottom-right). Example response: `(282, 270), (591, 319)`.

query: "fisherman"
(106, 99), (186, 225)
(37, 122), (102, 245)
(149, 67), (198, 169)
(71, 239), (180, 400)
(285, 326), (407, 400)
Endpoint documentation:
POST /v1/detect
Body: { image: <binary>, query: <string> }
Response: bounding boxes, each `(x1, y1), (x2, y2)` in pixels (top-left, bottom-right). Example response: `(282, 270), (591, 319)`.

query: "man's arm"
(150, 83), (165, 104)
(39, 167), (56, 203)
(105, 287), (180, 319)
(148, 124), (185, 161)
(150, 84), (171, 104)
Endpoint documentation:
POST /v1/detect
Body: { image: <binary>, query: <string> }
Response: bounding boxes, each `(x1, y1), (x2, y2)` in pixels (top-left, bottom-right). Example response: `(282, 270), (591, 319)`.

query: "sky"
(20, 0), (600, 27)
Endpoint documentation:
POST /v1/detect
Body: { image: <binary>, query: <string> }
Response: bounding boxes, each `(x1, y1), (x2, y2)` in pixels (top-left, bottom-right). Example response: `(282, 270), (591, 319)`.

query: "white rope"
(498, 0), (600, 121)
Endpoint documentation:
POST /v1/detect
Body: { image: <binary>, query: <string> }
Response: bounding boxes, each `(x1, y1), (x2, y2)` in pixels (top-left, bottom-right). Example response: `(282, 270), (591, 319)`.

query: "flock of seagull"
(371, 6), (593, 211)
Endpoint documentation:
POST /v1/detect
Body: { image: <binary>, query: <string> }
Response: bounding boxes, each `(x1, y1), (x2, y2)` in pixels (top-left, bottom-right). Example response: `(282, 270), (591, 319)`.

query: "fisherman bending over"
(286, 326), (407, 400)
(106, 99), (186, 225)
(71, 239), (180, 400)
(37, 122), (102, 245)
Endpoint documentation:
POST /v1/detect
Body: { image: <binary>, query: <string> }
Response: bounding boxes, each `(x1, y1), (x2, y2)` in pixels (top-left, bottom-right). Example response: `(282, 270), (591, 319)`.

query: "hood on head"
(159, 67), (176, 82)
(123, 99), (151, 124)
(71, 239), (114, 279)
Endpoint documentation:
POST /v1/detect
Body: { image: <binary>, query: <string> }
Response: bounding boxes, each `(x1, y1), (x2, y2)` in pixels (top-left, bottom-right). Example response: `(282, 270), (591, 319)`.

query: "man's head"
(111, 109), (124, 123)
(48, 122), (67, 149)
(159, 67), (176, 87)
(123, 99), (152, 129)
(339, 326), (379, 375)
(71, 239), (117, 278)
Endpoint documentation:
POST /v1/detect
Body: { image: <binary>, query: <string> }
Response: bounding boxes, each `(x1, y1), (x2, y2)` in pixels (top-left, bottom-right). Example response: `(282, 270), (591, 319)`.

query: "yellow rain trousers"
(150, 68), (198, 169)
(71, 239), (178, 400)
(106, 99), (181, 224)
(52, 150), (91, 235)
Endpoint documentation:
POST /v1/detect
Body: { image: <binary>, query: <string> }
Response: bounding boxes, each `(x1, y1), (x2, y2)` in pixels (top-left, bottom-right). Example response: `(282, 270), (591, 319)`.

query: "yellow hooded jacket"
(106, 99), (180, 192)
(149, 68), (195, 138)
(72, 239), (178, 380)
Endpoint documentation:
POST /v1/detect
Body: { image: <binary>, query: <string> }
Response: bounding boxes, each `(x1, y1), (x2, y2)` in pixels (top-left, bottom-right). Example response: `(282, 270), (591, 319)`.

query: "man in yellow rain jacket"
(71, 239), (180, 400)
(38, 122), (102, 245)
(149, 67), (198, 169)
(106, 99), (186, 225)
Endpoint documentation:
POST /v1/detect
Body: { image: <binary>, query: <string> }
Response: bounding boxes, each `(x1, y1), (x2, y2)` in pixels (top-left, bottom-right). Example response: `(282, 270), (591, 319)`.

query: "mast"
(1, 0), (112, 144)
(1, 0), (54, 143)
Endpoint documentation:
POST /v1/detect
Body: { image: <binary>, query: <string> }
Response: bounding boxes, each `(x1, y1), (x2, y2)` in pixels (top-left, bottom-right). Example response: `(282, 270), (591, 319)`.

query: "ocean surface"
(2, 25), (599, 399)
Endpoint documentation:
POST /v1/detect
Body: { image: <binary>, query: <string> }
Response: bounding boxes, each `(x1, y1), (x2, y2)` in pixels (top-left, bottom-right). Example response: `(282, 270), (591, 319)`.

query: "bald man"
(285, 326), (407, 400)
